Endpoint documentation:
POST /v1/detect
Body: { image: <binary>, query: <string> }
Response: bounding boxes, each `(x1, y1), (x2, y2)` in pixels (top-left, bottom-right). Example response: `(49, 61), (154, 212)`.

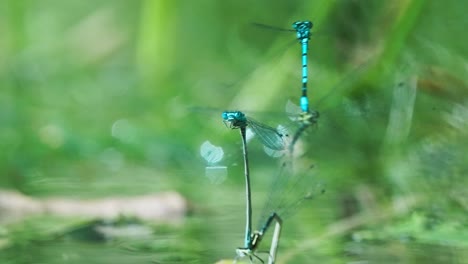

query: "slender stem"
(258, 212), (283, 264)
(268, 217), (282, 264)
(240, 127), (252, 248)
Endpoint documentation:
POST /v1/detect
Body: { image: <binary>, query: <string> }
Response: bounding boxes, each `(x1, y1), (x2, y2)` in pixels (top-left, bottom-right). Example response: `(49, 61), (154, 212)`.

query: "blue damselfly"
(223, 110), (322, 263)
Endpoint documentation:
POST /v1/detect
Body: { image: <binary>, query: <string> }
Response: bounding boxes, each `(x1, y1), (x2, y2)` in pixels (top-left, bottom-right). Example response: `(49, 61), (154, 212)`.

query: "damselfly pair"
(216, 17), (375, 262)
(247, 21), (319, 154)
(222, 21), (320, 264)
(223, 110), (321, 264)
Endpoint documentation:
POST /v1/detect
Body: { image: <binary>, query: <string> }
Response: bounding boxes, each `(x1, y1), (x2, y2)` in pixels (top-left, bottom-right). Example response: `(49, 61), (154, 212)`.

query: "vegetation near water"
(1, 0), (467, 263)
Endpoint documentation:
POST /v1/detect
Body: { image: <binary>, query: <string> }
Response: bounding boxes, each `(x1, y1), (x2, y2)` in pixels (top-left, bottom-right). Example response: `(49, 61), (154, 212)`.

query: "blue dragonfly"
(261, 20), (371, 153)
(288, 20), (321, 153)
(237, 20), (375, 153)
(254, 20), (315, 114)
(246, 20), (315, 108)
(223, 110), (323, 264)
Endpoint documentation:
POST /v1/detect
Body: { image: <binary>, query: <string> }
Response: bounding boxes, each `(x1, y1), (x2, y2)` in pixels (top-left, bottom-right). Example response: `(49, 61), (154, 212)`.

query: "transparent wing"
(285, 100), (303, 121)
(263, 125), (292, 158)
(256, 159), (324, 230)
(246, 118), (286, 151)
(314, 57), (375, 110)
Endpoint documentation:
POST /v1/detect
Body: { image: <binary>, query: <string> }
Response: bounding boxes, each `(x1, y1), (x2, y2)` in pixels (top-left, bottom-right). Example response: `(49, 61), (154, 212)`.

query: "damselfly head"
(222, 111), (245, 121)
(293, 20), (313, 40)
(222, 111), (247, 129)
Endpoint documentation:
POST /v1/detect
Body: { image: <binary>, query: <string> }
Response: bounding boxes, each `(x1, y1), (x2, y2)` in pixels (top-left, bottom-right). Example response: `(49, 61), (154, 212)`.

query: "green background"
(1, 0), (467, 263)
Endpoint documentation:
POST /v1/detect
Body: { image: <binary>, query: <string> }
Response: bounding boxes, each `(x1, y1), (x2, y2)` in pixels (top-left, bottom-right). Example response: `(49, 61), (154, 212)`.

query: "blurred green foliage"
(0, 0), (467, 263)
